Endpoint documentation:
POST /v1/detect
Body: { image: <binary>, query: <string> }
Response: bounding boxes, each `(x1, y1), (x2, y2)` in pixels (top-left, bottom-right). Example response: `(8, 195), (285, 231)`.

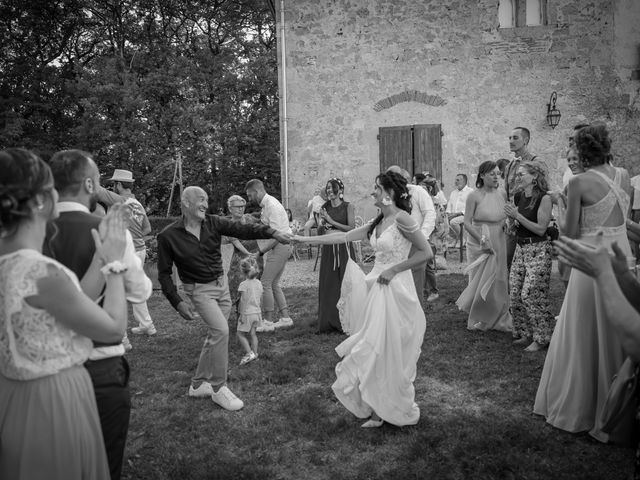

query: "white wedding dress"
(332, 219), (426, 426)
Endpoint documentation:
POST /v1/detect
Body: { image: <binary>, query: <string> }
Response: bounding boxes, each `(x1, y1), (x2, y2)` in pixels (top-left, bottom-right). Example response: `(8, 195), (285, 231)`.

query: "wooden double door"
(378, 124), (442, 180)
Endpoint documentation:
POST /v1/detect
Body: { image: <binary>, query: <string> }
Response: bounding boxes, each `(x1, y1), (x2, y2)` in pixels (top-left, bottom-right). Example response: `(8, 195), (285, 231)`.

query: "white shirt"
(433, 191), (447, 207)
(407, 184), (436, 239)
(307, 195), (325, 220)
(562, 167), (574, 189)
(258, 193), (291, 250)
(446, 186), (473, 214)
(632, 175), (640, 210)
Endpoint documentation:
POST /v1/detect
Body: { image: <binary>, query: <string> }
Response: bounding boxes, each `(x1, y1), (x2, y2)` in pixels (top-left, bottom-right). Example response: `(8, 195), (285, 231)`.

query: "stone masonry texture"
(276, 0), (640, 220)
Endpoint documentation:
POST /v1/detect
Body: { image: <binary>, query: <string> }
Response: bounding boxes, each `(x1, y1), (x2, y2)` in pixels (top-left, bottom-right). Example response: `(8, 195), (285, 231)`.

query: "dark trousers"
(410, 245), (426, 306)
(506, 233), (517, 272)
(85, 356), (131, 480)
(424, 241), (438, 295)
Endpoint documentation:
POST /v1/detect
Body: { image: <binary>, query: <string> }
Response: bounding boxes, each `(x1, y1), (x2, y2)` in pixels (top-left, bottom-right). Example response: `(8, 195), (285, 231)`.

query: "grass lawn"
(121, 271), (635, 480)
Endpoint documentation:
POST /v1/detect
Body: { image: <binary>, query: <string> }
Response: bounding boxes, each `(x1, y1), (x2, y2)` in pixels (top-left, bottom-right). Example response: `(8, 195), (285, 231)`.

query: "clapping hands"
(503, 203), (518, 219)
(92, 203), (127, 264)
(553, 232), (629, 279)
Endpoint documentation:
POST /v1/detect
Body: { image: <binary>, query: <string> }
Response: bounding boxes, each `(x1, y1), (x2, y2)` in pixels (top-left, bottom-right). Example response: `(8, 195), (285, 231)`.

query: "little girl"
(236, 256), (263, 365)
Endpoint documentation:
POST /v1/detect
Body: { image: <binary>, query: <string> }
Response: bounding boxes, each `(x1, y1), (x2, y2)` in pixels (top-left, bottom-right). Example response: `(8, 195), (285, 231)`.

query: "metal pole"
(279, 0), (289, 208)
(166, 155), (179, 217)
(177, 151), (183, 199)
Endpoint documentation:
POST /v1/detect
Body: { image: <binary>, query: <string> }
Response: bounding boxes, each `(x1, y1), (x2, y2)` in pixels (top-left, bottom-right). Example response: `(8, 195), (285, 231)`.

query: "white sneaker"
(211, 385), (244, 411)
(274, 317), (294, 329)
(239, 351), (258, 366)
(188, 382), (214, 398)
(131, 325), (157, 336)
(426, 293), (439, 302)
(256, 321), (275, 333)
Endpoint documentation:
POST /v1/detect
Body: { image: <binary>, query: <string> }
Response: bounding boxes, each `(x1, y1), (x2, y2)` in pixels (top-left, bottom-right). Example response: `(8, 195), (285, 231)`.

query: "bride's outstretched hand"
(291, 234), (306, 244)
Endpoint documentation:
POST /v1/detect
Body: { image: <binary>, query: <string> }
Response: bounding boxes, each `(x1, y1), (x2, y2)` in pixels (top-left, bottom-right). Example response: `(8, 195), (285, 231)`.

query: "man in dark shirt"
(158, 186), (291, 410)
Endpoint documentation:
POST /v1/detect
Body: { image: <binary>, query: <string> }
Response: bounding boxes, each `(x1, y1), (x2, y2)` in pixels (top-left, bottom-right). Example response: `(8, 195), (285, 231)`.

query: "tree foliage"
(0, 0), (280, 215)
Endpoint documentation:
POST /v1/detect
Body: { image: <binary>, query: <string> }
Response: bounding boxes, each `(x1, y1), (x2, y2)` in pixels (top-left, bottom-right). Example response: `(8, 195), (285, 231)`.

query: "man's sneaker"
(239, 351), (258, 366)
(188, 382), (214, 398)
(131, 325), (157, 336)
(274, 317), (294, 329)
(211, 386), (244, 411)
(426, 293), (440, 302)
(256, 321), (276, 333)
(122, 337), (133, 351)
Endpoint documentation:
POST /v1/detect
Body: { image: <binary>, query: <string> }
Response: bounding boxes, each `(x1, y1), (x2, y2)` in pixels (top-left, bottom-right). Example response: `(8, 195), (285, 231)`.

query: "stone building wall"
(276, 0), (640, 220)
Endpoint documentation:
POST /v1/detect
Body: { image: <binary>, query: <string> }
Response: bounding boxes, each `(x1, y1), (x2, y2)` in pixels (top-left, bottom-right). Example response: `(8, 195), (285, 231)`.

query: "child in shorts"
(236, 256), (263, 365)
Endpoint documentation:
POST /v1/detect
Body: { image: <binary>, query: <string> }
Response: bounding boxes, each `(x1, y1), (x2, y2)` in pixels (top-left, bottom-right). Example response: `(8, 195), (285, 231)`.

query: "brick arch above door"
(372, 90), (447, 112)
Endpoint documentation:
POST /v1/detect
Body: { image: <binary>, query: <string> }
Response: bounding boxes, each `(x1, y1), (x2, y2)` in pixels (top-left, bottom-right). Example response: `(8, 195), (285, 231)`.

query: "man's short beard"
(89, 196), (97, 212)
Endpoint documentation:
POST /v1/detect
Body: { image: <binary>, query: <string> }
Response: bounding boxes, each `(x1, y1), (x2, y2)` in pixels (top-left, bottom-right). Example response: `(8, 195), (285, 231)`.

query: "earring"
(381, 196), (393, 206)
(532, 179), (538, 186)
(37, 203), (44, 210)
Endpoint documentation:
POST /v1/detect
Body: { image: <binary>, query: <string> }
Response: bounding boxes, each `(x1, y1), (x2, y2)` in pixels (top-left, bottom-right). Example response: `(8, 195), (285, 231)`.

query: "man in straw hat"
(97, 168), (157, 337)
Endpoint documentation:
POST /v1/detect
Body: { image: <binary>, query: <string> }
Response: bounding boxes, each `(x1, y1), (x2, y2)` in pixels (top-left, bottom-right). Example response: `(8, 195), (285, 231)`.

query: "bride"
(294, 171), (432, 427)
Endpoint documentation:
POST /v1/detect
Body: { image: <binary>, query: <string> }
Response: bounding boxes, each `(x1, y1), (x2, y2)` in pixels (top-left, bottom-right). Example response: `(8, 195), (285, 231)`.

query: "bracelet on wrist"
(100, 260), (128, 276)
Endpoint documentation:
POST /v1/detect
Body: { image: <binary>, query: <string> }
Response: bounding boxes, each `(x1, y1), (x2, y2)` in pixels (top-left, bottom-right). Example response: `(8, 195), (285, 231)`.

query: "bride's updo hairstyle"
(367, 171), (412, 239)
(0, 148), (54, 238)
(574, 123), (612, 168)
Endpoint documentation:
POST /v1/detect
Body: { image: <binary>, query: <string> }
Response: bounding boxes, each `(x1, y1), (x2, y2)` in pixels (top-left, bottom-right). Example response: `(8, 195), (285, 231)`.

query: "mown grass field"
(121, 265), (635, 480)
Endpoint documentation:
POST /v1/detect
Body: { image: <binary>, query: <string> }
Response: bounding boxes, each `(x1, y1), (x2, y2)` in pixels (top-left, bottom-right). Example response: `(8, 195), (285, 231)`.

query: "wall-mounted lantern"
(546, 91), (561, 129)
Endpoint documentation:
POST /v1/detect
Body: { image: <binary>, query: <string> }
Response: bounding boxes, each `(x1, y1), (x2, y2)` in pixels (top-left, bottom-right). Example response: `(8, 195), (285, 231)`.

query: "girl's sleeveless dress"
(456, 190), (512, 332)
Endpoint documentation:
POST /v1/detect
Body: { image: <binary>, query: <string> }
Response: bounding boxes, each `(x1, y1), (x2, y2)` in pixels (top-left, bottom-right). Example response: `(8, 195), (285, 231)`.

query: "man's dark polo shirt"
(157, 214), (275, 309)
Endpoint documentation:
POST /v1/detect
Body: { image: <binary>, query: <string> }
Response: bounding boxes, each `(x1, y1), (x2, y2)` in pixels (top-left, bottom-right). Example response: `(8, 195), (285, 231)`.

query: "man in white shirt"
(632, 174), (640, 222)
(96, 169), (156, 336)
(446, 174), (473, 247)
(303, 188), (326, 236)
(246, 179), (293, 330)
(387, 165), (436, 304)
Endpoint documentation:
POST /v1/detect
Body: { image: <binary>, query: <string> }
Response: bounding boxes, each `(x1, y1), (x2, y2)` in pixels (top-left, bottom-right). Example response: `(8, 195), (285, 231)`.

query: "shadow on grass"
(122, 278), (635, 480)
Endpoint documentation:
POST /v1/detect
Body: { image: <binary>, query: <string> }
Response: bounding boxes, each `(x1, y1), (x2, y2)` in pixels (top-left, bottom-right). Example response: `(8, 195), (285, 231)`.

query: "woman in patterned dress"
(0, 148), (128, 479)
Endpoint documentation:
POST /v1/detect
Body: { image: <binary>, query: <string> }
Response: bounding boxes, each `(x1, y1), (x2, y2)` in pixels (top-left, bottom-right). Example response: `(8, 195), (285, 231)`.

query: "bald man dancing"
(157, 186), (291, 410)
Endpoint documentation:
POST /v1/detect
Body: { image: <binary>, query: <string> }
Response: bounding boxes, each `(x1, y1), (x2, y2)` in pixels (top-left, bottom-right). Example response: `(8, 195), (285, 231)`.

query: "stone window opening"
(499, 0), (548, 28)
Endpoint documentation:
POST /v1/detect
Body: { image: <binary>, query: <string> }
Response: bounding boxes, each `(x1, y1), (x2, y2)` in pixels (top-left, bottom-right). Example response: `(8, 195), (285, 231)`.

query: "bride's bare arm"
(294, 223), (369, 245)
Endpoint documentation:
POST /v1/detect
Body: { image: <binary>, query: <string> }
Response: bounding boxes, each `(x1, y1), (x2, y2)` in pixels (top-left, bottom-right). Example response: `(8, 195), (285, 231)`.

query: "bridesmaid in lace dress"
(456, 160), (513, 332)
(0, 149), (128, 480)
(294, 171), (432, 428)
(534, 124), (634, 442)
